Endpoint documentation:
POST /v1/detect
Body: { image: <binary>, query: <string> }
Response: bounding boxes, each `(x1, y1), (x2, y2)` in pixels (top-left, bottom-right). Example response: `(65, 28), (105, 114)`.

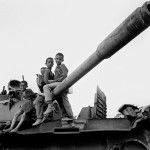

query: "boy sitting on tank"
(3, 80), (36, 132)
(32, 57), (55, 126)
(43, 53), (74, 121)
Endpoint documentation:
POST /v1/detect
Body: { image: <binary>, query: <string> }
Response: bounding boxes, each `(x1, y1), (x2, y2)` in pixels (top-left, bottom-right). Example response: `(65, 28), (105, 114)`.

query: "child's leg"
(32, 95), (45, 126)
(43, 82), (60, 115)
(10, 109), (23, 130)
(11, 112), (26, 132)
(3, 109), (23, 132)
(34, 94), (45, 119)
(43, 82), (59, 103)
(61, 92), (74, 119)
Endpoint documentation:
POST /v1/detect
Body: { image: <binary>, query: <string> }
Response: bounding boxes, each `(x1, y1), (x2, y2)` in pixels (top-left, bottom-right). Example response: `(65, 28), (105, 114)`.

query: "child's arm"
(47, 80), (55, 84)
(43, 69), (50, 84)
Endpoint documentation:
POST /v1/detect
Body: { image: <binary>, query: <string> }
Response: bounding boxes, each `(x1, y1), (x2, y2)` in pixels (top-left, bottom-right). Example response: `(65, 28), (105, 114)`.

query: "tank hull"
(0, 118), (149, 150)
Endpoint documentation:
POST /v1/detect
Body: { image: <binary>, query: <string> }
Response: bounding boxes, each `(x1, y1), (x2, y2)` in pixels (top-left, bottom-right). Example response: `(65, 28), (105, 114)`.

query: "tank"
(0, 1), (150, 150)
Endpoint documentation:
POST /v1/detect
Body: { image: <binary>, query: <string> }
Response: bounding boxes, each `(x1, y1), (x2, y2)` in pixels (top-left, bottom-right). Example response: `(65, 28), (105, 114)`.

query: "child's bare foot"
(3, 128), (11, 132)
(32, 119), (43, 126)
(10, 128), (18, 133)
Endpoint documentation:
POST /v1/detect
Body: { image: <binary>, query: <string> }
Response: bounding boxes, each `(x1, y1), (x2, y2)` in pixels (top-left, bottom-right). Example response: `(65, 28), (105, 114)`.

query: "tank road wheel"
(109, 139), (149, 150)
(120, 139), (148, 150)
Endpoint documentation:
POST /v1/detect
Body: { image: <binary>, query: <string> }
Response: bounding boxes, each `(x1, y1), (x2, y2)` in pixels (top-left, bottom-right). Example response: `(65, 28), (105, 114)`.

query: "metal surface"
(0, 121), (149, 150)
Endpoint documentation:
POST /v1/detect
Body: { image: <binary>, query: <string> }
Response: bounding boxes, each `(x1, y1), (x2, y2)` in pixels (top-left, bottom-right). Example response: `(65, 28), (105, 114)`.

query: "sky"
(0, 0), (150, 118)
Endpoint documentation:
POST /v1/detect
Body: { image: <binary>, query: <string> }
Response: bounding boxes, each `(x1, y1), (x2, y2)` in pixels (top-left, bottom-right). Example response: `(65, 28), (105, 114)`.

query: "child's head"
(40, 67), (47, 75)
(45, 57), (54, 69)
(54, 53), (64, 65)
(20, 80), (28, 91)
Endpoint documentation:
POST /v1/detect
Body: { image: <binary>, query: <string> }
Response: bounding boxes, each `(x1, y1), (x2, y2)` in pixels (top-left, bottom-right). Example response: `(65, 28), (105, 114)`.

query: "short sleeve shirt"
(54, 64), (68, 81)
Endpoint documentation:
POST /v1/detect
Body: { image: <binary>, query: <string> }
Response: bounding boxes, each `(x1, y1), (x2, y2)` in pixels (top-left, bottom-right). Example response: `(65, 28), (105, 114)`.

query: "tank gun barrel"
(53, 1), (150, 96)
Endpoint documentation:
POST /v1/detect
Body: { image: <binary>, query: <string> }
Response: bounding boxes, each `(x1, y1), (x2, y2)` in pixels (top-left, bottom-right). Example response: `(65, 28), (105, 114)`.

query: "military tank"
(0, 1), (150, 149)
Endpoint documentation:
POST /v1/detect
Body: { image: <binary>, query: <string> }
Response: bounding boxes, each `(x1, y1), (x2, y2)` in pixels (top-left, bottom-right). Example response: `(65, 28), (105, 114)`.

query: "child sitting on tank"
(32, 57), (55, 126)
(3, 80), (36, 133)
(43, 53), (74, 120)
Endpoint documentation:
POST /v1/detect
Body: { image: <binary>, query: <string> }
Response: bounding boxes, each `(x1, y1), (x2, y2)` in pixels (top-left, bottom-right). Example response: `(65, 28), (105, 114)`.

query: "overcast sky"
(0, 0), (150, 118)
